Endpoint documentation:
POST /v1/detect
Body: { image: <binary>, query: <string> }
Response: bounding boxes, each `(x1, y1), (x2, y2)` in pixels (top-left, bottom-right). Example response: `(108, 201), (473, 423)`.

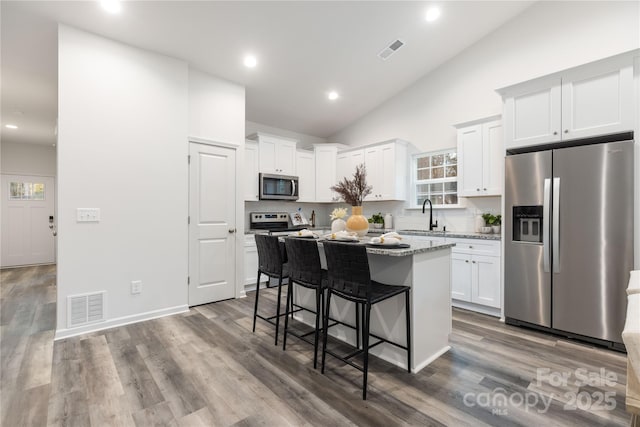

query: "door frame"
(188, 137), (246, 301)
(1, 173), (57, 268)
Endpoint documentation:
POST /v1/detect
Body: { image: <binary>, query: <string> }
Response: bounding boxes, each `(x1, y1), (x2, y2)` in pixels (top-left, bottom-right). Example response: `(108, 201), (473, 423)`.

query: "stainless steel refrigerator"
(504, 135), (634, 349)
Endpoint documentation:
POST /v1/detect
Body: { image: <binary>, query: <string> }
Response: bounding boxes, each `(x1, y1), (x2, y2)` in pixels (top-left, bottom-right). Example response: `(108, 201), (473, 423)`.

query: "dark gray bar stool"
(321, 241), (411, 400)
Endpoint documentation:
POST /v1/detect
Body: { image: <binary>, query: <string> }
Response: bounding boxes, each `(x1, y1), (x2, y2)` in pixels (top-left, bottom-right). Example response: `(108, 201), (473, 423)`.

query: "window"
(9, 182), (45, 200)
(411, 149), (459, 207)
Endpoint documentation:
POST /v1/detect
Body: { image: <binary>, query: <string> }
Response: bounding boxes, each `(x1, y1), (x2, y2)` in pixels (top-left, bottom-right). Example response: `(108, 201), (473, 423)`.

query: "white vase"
(331, 218), (346, 233)
(492, 225), (501, 234)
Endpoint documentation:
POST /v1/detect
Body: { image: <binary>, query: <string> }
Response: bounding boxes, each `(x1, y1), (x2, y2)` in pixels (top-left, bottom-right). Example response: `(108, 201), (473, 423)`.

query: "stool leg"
(321, 290), (332, 374)
(274, 276), (283, 345)
(290, 282), (295, 319)
(252, 271), (261, 333)
(313, 286), (321, 369)
(363, 302), (371, 400)
(355, 303), (360, 349)
(282, 280), (293, 351)
(405, 290), (411, 373)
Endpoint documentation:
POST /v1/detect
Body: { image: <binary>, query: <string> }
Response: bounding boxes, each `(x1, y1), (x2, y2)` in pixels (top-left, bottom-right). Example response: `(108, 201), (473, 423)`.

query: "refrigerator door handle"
(553, 177), (560, 273)
(543, 178), (551, 273)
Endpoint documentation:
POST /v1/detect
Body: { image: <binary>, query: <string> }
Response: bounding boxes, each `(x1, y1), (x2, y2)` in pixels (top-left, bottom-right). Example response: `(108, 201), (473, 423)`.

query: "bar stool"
(321, 241), (411, 400)
(282, 237), (327, 368)
(252, 234), (289, 345)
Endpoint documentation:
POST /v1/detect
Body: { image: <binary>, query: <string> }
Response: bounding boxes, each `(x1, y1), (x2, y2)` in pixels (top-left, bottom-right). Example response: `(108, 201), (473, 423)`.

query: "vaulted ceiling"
(1, 1), (533, 146)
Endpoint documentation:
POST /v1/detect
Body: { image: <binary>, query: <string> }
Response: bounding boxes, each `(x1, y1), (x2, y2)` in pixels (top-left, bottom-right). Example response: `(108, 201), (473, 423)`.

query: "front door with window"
(188, 143), (237, 306)
(1, 174), (56, 267)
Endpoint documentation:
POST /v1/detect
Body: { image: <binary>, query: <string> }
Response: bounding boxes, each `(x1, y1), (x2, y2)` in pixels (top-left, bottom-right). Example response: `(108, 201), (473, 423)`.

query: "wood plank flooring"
(1, 265), (632, 426)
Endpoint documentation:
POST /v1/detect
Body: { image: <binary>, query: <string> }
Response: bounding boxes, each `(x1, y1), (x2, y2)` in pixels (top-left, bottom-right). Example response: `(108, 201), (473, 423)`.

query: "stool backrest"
(255, 234), (285, 276)
(323, 241), (371, 299)
(284, 238), (323, 287)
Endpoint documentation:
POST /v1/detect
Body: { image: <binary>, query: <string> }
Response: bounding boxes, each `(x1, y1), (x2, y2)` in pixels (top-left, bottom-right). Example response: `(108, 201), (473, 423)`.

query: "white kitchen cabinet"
(244, 234), (267, 289)
(500, 53), (635, 149)
(296, 149), (315, 202)
(355, 140), (407, 201)
(335, 149), (364, 202)
(247, 133), (298, 175)
(244, 141), (259, 201)
(314, 144), (339, 202)
(449, 238), (501, 314)
(455, 116), (503, 197)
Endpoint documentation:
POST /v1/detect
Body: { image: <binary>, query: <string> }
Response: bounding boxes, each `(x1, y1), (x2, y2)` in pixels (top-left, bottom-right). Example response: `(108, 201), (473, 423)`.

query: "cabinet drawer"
(449, 238), (499, 256)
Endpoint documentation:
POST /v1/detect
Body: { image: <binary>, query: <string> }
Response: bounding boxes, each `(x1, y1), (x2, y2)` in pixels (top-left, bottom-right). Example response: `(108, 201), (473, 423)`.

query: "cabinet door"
(277, 141), (297, 175)
(471, 255), (500, 308)
(561, 61), (634, 140)
(482, 120), (503, 196)
(315, 146), (338, 202)
(378, 143), (397, 200)
(451, 252), (472, 302)
(458, 125), (483, 197)
(296, 150), (315, 202)
(258, 139), (277, 173)
(504, 78), (562, 149)
(364, 146), (381, 201)
(244, 142), (259, 201)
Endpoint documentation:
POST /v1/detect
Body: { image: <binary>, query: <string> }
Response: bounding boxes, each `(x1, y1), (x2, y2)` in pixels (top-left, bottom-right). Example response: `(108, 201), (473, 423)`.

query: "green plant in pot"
(481, 213), (501, 234)
(368, 212), (385, 229)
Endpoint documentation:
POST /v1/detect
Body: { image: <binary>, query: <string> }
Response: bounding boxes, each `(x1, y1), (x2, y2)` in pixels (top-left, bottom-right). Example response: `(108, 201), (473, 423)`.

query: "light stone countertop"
(399, 229), (501, 241)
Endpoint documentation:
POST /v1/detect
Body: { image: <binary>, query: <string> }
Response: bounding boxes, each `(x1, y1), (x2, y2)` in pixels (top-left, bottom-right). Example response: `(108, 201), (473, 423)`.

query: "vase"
(492, 225), (501, 234)
(331, 218), (347, 233)
(346, 206), (369, 237)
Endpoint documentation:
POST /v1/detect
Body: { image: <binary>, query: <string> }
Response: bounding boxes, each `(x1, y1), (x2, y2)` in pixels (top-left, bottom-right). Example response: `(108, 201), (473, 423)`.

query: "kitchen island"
(293, 237), (454, 373)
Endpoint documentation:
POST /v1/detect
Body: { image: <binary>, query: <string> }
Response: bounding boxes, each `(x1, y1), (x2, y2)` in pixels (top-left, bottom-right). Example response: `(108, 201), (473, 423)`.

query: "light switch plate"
(77, 208), (100, 222)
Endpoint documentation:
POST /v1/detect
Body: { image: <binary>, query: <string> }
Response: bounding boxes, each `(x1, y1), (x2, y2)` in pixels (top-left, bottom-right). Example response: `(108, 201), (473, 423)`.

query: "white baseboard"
(452, 300), (501, 317)
(412, 345), (451, 373)
(54, 304), (189, 340)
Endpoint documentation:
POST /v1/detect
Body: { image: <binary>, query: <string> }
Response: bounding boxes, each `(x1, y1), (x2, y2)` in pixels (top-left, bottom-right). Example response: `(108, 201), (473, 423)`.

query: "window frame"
(409, 148), (463, 209)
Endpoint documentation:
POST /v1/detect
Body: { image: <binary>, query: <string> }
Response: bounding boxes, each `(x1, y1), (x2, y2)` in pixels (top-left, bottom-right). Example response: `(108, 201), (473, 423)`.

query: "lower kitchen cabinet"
(244, 234), (267, 289)
(449, 238), (501, 316)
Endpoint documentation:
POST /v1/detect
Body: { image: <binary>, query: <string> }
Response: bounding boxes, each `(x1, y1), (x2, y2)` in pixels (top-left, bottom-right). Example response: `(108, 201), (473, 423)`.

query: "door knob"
(564, 129), (569, 134)
(228, 228), (236, 233)
(553, 131), (558, 135)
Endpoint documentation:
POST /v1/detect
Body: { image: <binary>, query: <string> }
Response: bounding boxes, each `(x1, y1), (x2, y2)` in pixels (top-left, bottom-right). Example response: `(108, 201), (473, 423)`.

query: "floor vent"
(378, 39), (405, 61)
(68, 291), (106, 327)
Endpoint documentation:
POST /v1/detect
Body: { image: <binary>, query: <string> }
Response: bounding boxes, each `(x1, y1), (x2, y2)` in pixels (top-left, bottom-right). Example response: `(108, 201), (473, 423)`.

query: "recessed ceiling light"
(5, 124), (18, 129)
(244, 55), (257, 68)
(328, 91), (339, 101)
(100, 0), (122, 14)
(425, 6), (441, 22)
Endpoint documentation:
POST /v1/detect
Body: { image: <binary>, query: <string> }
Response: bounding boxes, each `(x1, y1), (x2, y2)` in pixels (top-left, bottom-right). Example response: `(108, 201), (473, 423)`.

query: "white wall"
(330, 1), (639, 149)
(56, 26), (189, 338)
(189, 68), (245, 145)
(329, 1), (639, 232)
(245, 121), (327, 149)
(1, 141), (56, 176)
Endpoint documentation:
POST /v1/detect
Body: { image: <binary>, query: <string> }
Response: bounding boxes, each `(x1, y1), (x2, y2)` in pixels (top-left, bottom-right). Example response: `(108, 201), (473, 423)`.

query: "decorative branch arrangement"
(330, 163), (372, 206)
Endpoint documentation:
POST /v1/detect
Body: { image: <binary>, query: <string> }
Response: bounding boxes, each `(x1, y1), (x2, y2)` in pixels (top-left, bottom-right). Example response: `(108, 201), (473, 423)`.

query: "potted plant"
(331, 164), (372, 236)
(481, 213), (501, 234)
(330, 207), (348, 233)
(368, 212), (385, 229)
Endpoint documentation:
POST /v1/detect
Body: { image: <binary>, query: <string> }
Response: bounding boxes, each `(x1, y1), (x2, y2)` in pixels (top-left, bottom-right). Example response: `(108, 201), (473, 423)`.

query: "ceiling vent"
(378, 39), (405, 61)
(68, 291), (106, 327)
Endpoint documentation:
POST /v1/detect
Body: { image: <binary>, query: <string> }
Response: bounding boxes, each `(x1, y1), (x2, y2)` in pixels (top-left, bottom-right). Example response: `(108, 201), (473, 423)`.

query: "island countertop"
(399, 229), (501, 241)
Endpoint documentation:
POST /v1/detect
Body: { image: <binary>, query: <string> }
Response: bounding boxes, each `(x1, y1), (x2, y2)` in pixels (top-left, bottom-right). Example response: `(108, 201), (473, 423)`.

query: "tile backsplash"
(245, 196), (501, 233)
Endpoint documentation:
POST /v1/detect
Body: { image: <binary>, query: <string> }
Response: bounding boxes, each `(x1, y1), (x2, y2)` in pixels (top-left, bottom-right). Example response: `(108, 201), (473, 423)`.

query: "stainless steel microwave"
(259, 173), (299, 201)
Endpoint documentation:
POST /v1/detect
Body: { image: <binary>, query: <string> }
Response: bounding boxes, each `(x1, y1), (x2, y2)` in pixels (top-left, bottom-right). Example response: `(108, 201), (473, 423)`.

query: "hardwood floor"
(1, 265), (632, 426)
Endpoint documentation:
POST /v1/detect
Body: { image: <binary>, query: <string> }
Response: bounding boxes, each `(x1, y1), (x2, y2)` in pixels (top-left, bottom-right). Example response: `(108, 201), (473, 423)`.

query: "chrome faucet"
(422, 199), (438, 231)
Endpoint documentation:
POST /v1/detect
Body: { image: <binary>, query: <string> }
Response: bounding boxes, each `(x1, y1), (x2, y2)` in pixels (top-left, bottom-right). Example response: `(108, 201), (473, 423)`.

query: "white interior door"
(1, 174), (55, 268)
(189, 143), (236, 306)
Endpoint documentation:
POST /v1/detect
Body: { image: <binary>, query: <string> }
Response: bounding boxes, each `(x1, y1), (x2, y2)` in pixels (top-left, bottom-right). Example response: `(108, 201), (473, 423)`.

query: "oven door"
(259, 173), (299, 200)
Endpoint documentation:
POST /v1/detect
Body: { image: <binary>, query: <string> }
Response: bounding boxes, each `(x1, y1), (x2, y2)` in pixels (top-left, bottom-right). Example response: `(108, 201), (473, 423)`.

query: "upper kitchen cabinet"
(314, 144), (339, 202)
(455, 116), (503, 197)
(363, 141), (408, 201)
(336, 148), (364, 188)
(244, 140), (259, 201)
(499, 51), (636, 150)
(296, 149), (315, 202)
(247, 132), (297, 175)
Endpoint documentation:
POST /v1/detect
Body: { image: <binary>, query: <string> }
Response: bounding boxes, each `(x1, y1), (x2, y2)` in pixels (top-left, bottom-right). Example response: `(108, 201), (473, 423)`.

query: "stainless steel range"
(249, 212), (306, 235)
